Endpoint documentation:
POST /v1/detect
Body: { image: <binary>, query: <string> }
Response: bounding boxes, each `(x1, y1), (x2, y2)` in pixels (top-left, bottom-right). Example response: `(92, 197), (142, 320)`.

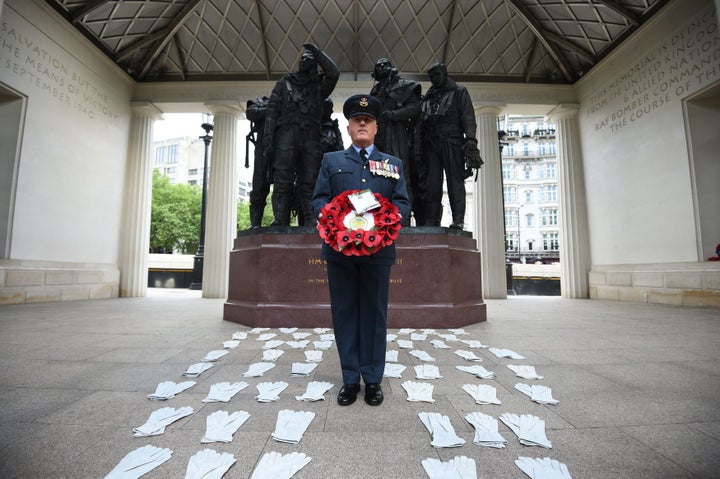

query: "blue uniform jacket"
(312, 146), (411, 264)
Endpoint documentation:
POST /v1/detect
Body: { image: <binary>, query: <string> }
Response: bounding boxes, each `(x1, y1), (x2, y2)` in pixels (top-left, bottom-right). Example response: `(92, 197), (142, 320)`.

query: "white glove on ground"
(448, 328), (468, 335)
(515, 456), (572, 479)
(397, 328), (415, 334)
(248, 327), (270, 334)
(397, 339), (413, 349)
(430, 339), (450, 349)
(279, 327), (298, 334)
(415, 364), (442, 379)
(290, 362), (317, 377)
(418, 412), (466, 448)
(203, 382), (249, 403)
(456, 365), (495, 379)
(402, 381), (435, 403)
(184, 448), (235, 479)
(291, 332), (311, 340)
(455, 350), (483, 361)
(256, 381), (289, 402)
(256, 333), (277, 341)
(500, 413), (553, 449)
(465, 412), (507, 448)
(182, 362), (213, 377)
(133, 406), (194, 437)
(437, 333), (458, 342)
(202, 350), (229, 362)
(385, 350), (399, 362)
(262, 340), (285, 350)
(422, 457), (474, 479)
(304, 350), (323, 362)
(515, 383), (559, 405)
(386, 333), (398, 342)
(271, 409), (315, 444)
(319, 333), (335, 341)
(262, 349), (284, 362)
(462, 384), (501, 405)
(223, 340), (240, 349)
(312, 340), (333, 350)
(295, 381), (333, 401)
(231, 331), (248, 340)
(508, 365), (544, 379)
(422, 328), (436, 334)
(147, 380), (196, 400)
(409, 350), (436, 362)
(105, 445), (173, 479)
(489, 347), (526, 359)
(410, 333), (428, 341)
(460, 339), (488, 349)
(286, 340), (310, 349)
(242, 362), (275, 377)
(383, 363), (406, 378)
(313, 327), (330, 334)
(202, 410), (250, 443)
(249, 451), (311, 479)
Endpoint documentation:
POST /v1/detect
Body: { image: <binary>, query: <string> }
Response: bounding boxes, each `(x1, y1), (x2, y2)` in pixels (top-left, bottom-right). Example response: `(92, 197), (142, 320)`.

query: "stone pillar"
(119, 101), (162, 297)
(202, 102), (241, 298)
(472, 105), (507, 299)
(548, 104), (591, 298)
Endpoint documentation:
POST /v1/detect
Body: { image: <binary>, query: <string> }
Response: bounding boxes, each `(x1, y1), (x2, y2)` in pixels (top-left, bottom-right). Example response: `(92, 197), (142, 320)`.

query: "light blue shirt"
(352, 144), (375, 157)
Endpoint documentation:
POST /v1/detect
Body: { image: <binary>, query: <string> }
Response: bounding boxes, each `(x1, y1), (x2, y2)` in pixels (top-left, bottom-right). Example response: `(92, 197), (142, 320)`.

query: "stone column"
(119, 101), (162, 297)
(202, 102), (241, 298)
(548, 104), (591, 298)
(472, 105), (507, 299)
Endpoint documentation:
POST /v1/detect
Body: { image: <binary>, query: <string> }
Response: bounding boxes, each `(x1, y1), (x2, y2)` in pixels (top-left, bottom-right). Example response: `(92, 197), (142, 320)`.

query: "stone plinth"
(223, 226), (486, 328)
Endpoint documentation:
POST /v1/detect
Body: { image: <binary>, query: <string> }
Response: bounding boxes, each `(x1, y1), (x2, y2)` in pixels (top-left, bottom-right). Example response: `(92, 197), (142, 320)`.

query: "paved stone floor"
(0, 290), (719, 478)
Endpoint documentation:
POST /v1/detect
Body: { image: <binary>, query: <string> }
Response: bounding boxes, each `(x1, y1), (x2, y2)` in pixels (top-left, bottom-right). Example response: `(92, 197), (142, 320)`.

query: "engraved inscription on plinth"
(223, 227), (486, 328)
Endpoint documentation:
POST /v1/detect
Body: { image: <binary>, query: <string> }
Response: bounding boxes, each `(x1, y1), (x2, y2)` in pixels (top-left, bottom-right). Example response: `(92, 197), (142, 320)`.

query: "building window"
(503, 186), (517, 204)
(505, 143), (514, 156)
(541, 208), (558, 226)
(526, 214), (534, 227)
(542, 232), (559, 250)
(523, 165), (532, 179)
(525, 190), (533, 203)
(188, 168), (198, 175)
(522, 143), (529, 156)
(540, 162), (556, 179)
(541, 185), (557, 202)
(502, 163), (513, 180)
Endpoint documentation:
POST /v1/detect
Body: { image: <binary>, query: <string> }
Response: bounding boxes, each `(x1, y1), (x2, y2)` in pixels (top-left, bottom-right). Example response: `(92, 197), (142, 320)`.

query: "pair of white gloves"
(462, 384), (502, 405)
(271, 409), (315, 444)
(499, 413), (553, 448)
(488, 347), (526, 359)
(291, 332), (311, 340)
(385, 350), (399, 362)
(455, 350), (484, 362)
(147, 380), (195, 400)
(456, 365), (495, 379)
(201, 350), (228, 362)
(397, 339), (413, 349)
(464, 412), (507, 448)
(410, 332), (428, 341)
(515, 456), (572, 479)
(515, 383), (559, 405)
(222, 339), (241, 349)
(286, 340), (310, 349)
(182, 362), (213, 377)
(185, 449), (236, 479)
(256, 381), (289, 402)
(508, 364), (544, 379)
(402, 381), (435, 403)
(460, 339), (488, 349)
(295, 381), (333, 402)
(312, 340), (333, 350)
(242, 362), (275, 377)
(409, 350), (436, 362)
(202, 381), (249, 403)
(418, 412), (466, 448)
(422, 456), (476, 479)
(304, 350), (323, 362)
(105, 445), (172, 478)
(415, 364), (443, 379)
(231, 331), (247, 340)
(262, 339), (285, 350)
(290, 362), (317, 377)
(255, 332), (277, 341)
(430, 339), (450, 349)
(383, 363), (407, 378)
(249, 451), (311, 479)
(133, 406), (194, 437)
(202, 410), (250, 443)
(262, 349), (284, 361)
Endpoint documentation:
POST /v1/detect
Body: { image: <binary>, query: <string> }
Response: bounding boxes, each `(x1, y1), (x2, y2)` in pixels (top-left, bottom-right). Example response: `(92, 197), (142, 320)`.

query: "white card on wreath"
(347, 189), (380, 214)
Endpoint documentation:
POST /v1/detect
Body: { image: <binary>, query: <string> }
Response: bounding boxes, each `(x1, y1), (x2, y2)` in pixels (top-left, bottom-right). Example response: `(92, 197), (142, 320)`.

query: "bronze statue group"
(246, 44), (482, 231)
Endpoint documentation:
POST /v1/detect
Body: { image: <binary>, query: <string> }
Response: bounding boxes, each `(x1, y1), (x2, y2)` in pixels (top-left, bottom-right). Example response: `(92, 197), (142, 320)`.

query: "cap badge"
(359, 97), (369, 107)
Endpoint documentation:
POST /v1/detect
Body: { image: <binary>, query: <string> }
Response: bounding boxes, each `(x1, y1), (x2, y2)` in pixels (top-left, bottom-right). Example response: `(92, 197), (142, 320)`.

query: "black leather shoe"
(364, 383), (383, 406)
(337, 384), (360, 406)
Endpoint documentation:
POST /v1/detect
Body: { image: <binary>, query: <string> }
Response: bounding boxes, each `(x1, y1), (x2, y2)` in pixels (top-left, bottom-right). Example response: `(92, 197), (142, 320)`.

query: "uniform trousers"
(327, 260), (391, 385)
(424, 139), (466, 226)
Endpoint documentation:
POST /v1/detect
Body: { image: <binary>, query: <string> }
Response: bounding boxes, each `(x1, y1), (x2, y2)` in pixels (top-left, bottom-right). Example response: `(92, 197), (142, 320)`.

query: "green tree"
(236, 197), (274, 231)
(150, 170), (201, 254)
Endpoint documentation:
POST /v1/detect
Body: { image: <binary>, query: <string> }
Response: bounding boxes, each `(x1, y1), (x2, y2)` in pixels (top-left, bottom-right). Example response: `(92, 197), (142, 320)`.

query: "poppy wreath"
(317, 189), (402, 256)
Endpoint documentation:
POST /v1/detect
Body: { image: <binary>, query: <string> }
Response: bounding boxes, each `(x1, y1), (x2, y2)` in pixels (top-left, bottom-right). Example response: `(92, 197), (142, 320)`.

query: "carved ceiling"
(44, 0), (670, 84)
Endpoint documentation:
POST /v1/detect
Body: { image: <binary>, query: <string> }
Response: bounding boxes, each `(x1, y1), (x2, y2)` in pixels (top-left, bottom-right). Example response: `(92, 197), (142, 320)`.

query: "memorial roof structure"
(45, 0), (670, 84)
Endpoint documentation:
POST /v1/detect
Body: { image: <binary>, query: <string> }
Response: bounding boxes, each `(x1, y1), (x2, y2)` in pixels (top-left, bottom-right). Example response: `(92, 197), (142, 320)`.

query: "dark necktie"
(360, 149), (368, 162)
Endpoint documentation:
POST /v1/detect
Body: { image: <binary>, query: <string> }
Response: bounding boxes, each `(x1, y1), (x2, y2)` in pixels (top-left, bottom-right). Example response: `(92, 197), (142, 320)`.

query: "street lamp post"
(517, 204), (523, 262)
(189, 121), (213, 290)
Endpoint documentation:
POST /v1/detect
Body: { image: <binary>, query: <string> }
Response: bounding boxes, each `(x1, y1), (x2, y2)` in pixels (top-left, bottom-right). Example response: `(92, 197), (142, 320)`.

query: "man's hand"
(303, 43), (320, 55)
